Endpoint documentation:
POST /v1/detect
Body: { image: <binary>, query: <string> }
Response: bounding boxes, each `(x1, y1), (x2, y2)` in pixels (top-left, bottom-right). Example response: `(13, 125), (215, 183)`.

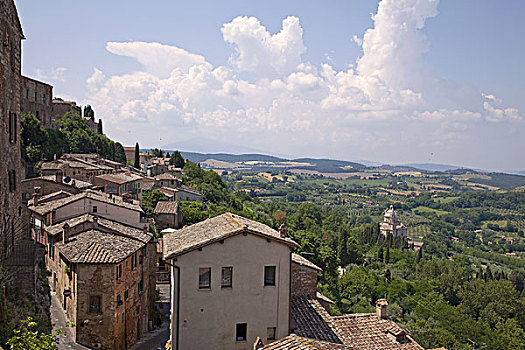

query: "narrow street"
(50, 292), (89, 350)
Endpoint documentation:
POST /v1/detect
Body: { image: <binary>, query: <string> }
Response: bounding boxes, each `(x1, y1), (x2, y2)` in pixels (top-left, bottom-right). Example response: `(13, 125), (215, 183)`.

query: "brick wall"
(291, 262), (318, 296)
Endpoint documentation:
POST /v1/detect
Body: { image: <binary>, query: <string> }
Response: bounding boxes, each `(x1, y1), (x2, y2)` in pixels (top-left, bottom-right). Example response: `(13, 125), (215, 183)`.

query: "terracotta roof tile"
(262, 334), (355, 350)
(163, 213), (298, 259)
(155, 201), (179, 214)
(292, 253), (323, 272)
(56, 229), (144, 264)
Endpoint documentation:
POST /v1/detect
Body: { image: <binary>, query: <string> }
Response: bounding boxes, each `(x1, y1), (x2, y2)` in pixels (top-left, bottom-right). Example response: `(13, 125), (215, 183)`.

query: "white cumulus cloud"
(84, 0), (522, 169)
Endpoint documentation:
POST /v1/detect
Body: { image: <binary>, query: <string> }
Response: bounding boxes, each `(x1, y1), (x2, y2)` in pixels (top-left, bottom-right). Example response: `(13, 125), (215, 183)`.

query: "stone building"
(41, 157), (114, 183)
(94, 172), (143, 203)
(0, 0), (25, 257)
(21, 175), (92, 203)
(39, 214), (156, 350)
(163, 213), (298, 350)
(154, 201), (182, 230)
(28, 189), (145, 230)
(51, 98), (81, 119)
(379, 205), (407, 238)
(20, 75), (53, 128)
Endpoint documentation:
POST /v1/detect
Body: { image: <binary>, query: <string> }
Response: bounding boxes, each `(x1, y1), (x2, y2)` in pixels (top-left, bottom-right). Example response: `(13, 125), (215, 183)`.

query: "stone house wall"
(0, 0), (24, 258)
(291, 262), (318, 296)
(20, 76), (53, 128)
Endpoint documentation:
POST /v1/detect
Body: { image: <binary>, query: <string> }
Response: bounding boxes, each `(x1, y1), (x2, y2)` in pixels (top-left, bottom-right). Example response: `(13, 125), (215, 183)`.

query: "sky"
(17, 0), (525, 171)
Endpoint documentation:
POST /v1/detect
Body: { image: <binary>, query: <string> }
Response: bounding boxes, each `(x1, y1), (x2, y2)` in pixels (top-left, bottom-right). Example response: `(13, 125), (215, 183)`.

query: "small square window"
(89, 295), (101, 313)
(92, 206), (97, 213)
(236, 323), (247, 342)
(199, 268), (211, 289)
(267, 327), (276, 341)
(264, 266), (276, 286)
(221, 267), (233, 288)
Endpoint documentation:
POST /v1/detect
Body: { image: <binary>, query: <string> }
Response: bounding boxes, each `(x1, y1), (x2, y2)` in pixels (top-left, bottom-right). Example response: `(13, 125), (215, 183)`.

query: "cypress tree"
(385, 246), (390, 264)
(97, 119), (103, 134)
(134, 142), (140, 169)
(378, 246), (384, 263)
(416, 248), (423, 263)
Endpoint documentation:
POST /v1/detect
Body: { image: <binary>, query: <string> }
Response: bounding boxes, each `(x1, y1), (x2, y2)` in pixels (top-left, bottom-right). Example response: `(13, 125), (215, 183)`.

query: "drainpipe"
(164, 260), (180, 350)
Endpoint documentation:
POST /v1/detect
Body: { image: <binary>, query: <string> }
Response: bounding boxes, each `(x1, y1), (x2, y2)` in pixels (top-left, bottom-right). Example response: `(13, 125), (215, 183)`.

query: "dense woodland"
(151, 160), (525, 350)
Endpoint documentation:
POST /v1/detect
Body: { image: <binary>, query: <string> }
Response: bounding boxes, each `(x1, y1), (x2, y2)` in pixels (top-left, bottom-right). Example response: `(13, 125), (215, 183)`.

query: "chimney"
(93, 216), (99, 229)
(376, 299), (388, 319)
(56, 171), (63, 183)
(279, 223), (287, 239)
(62, 223), (70, 244)
(143, 225), (148, 235)
(32, 186), (41, 206)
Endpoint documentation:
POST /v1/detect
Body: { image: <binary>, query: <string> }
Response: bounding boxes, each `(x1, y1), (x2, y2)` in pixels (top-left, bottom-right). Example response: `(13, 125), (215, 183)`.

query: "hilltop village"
(3, 1), (525, 350)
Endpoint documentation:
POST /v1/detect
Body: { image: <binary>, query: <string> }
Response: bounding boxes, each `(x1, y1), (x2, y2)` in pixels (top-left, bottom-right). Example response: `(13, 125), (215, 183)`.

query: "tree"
(83, 105), (94, 121)
(134, 142), (140, 169)
(384, 246), (390, 264)
(416, 248), (423, 263)
(151, 148), (164, 158)
(97, 119), (103, 134)
(378, 246), (384, 263)
(20, 113), (47, 164)
(170, 150), (185, 168)
(141, 189), (168, 217)
(6, 317), (63, 350)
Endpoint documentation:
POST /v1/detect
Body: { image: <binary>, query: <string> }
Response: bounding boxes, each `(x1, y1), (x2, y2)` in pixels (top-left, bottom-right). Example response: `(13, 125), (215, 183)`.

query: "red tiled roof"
(155, 201), (179, 214)
(290, 295), (426, 350)
(262, 334), (355, 350)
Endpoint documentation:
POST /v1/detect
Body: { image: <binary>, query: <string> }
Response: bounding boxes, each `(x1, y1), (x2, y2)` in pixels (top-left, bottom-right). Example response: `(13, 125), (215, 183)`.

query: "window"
(264, 266), (276, 286)
(92, 205), (97, 213)
(8, 111), (13, 143)
(116, 264), (122, 280)
(34, 91), (37, 101)
(221, 267), (232, 288)
(116, 294), (122, 307)
(199, 268), (211, 289)
(131, 252), (137, 270)
(8, 170), (16, 192)
(26, 89), (28, 99)
(138, 279), (143, 295)
(89, 295), (101, 313)
(122, 312), (125, 323)
(236, 323), (247, 342)
(124, 289), (129, 301)
(10, 40), (15, 70)
(267, 327), (276, 341)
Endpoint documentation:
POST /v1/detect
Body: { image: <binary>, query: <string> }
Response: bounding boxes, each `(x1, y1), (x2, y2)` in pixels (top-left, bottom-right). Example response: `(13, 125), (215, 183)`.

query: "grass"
(412, 206), (448, 216)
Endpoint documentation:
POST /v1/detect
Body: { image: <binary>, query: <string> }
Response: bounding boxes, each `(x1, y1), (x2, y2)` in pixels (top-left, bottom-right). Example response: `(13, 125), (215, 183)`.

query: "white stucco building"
(379, 205), (408, 238)
(162, 213), (298, 350)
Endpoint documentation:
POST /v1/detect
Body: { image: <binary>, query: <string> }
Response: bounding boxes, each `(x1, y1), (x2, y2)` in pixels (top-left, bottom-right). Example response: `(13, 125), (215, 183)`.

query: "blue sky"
(17, 0), (525, 170)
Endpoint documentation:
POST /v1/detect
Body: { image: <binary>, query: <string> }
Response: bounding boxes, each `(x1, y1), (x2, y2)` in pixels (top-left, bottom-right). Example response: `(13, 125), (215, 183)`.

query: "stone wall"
(20, 76), (53, 128)
(0, 0), (24, 259)
(291, 262), (318, 296)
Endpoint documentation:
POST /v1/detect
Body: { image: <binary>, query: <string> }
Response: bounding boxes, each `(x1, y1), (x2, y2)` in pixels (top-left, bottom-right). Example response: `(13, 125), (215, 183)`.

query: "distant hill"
(181, 152), (285, 164)
(403, 163), (468, 172)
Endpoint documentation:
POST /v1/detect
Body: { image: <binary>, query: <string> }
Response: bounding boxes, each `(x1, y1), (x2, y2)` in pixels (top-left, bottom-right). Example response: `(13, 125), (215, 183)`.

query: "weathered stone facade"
(43, 217), (156, 350)
(20, 76), (53, 128)
(291, 255), (321, 296)
(51, 98), (81, 119)
(0, 0), (24, 258)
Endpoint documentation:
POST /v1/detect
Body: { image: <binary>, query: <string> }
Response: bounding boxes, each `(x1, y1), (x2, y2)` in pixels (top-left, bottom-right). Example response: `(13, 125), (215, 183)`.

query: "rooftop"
(45, 214), (152, 243)
(56, 229), (144, 264)
(163, 212), (298, 259)
(292, 253), (323, 272)
(29, 189), (143, 216)
(262, 334), (355, 350)
(155, 173), (179, 180)
(290, 295), (425, 350)
(154, 201), (179, 214)
(95, 173), (141, 184)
